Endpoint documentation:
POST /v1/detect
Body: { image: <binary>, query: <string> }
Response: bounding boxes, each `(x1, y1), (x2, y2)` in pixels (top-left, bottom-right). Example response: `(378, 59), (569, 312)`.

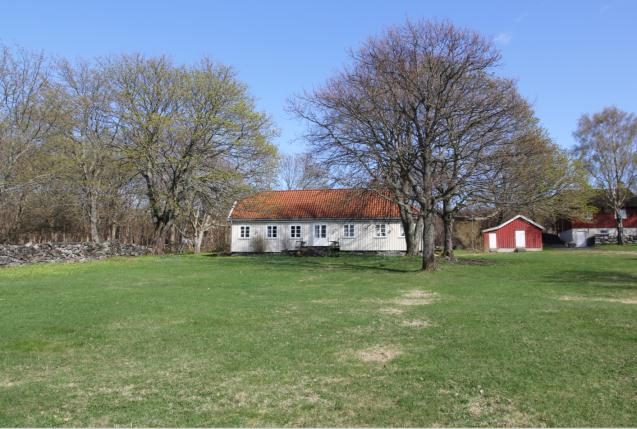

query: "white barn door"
(515, 230), (526, 248)
(488, 233), (497, 249)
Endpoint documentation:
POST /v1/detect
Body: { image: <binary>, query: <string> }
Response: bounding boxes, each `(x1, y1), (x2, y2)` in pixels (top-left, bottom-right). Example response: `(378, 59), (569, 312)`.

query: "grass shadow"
(219, 253), (496, 273)
(547, 269), (637, 291)
(224, 253), (423, 273)
(340, 262), (421, 273)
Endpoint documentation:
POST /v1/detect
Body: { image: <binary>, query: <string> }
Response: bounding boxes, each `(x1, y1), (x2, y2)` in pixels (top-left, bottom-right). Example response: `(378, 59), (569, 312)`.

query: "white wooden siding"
(230, 220), (409, 253)
(559, 227), (637, 247)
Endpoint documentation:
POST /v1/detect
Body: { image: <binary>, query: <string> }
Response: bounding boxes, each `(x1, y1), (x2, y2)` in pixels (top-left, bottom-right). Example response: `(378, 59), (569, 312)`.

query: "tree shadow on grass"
(219, 253), (506, 273)
(223, 254), (423, 273)
(547, 269), (637, 291)
(340, 262), (422, 273)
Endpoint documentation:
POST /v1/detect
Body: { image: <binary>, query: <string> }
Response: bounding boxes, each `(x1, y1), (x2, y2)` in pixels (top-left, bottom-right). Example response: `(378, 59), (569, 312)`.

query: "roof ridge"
(260, 188), (367, 192)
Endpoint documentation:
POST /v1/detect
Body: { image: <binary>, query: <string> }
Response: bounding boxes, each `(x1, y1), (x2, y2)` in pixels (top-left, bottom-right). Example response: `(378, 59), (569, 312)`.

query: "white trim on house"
(227, 200), (238, 221)
(342, 223), (355, 238)
(374, 223), (387, 238)
(266, 225), (278, 239)
(289, 225), (302, 239)
(229, 219), (411, 253)
(239, 225), (251, 239)
(481, 214), (545, 233)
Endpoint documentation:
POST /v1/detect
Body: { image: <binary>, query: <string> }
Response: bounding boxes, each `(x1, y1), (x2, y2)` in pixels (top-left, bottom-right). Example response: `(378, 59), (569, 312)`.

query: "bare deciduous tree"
(0, 45), (60, 197)
(55, 59), (120, 242)
(574, 107), (637, 244)
(292, 20), (531, 270)
(279, 153), (331, 190)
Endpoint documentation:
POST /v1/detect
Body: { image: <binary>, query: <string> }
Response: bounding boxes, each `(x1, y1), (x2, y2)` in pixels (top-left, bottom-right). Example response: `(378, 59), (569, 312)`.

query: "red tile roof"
(229, 189), (401, 220)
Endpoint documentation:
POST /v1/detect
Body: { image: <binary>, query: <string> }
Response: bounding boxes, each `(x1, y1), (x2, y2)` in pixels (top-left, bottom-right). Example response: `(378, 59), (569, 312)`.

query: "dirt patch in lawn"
(0, 379), (21, 388)
(559, 295), (637, 305)
(88, 416), (112, 427)
(355, 345), (402, 363)
(379, 307), (404, 315)
(394, 289), (438, 306)
(93, 383), (156, 402)
(467, 394), (532, 426)
(310, 298), (339, 304)
(401, 319), (431, 328)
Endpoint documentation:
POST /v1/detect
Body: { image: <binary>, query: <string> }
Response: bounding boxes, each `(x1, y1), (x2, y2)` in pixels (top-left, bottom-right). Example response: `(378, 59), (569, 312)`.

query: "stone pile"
(594, 234), (637, 245)
(0, 242), (150, 267)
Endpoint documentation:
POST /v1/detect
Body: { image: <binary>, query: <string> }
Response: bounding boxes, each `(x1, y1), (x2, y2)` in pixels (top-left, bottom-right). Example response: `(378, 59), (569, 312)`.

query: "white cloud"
(494, 32), (513, 46)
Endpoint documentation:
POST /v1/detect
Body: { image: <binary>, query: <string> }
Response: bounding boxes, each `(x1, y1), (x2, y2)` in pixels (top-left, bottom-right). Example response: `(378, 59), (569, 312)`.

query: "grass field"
(1, 248), (636, 427)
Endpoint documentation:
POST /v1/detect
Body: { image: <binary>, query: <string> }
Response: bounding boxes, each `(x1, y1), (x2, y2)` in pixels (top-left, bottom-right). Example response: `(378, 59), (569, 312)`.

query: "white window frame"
(267, 225), (278, 239)
(314, 224), (327, 238)
(290, 225), (301, 239)
(619, 209), (627, 219)
(239, 226), (250, 239)
(374, 224), (387, 238)
(343, 224), (355, 238)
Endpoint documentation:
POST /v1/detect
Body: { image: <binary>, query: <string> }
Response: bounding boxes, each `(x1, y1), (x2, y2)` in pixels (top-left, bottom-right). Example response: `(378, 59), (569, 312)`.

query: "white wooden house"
(228, 189), (410, 253)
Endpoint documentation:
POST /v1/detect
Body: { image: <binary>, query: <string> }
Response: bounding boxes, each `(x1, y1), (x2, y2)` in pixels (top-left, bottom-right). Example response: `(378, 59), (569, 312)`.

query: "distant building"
(482, 215), (544, 252)
(228, 189), (412, 253)
(557, 196), (637, 247)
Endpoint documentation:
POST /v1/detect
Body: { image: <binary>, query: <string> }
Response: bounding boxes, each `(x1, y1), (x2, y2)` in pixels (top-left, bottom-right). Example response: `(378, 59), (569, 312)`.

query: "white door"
(488, 233), (497, 249)
(313, 224), (328, 246)
(515, 230), (526, 248)
(575, 230), (588, 247)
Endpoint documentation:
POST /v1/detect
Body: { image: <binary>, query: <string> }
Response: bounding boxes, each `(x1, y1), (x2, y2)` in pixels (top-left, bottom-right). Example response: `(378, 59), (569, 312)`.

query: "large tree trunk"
(442, 198), (454, 260)
(615, 211), (624, 245)
(399, 203), (421, 256)
(419, 147), (436, 271)
(88, 191), (100, 243)
(109, 223), (118, 241)
(421, 208), (436, 271)
(194, 229), (205, 254)
(152, 219), (173, 253)
(414, 216), (423, 254)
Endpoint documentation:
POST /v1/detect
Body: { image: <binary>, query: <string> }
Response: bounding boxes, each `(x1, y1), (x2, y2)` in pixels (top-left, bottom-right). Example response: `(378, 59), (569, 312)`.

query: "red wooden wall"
(570, 207), (637, 228)
(482, 218), (543, 250)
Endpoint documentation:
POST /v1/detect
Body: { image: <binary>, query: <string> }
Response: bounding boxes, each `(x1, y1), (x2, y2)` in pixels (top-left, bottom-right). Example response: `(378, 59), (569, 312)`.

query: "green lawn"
(1, 250), (636, 427)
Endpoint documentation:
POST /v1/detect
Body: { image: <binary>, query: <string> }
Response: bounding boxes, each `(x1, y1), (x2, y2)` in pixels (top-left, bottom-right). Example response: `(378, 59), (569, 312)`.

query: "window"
(619, 209), (628, 219)
(267, 225), (278, 239)
(343, 224), (355, 238)
(399, 224), (405, 237)
(290, 225), (301, 238)
(314, 224), (327, 238)
(582, 212), (593, 221)
(240, 226), (250, 238)
(375, 224), (387, 238)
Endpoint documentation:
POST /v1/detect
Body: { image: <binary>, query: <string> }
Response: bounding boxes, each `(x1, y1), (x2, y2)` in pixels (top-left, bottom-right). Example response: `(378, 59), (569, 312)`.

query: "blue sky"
(2, 0), (636, 154)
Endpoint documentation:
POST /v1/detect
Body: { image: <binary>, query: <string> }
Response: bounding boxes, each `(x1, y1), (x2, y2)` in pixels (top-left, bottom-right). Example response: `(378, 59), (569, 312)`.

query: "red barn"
(556, 195), (637, 247)
(482, 215), (544, 252)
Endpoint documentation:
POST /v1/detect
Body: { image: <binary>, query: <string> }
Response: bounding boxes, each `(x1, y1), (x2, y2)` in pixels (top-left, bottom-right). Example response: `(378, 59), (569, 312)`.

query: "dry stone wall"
(0, 242), (150, 267)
